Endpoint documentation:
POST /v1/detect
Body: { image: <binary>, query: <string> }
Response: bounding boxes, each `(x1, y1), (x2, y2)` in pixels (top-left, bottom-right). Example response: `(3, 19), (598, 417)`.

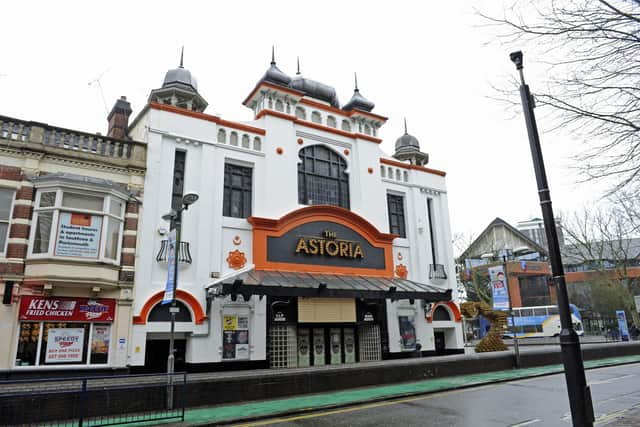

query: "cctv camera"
(510, 51), (524, 70)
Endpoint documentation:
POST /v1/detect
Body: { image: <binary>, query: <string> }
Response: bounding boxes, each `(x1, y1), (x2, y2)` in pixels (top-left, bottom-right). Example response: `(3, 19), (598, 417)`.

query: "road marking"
(509, 420), (541, 426)
(232, 388), (476, 426)
(589, 374), (635, 385)
(594, 402), (640, 425)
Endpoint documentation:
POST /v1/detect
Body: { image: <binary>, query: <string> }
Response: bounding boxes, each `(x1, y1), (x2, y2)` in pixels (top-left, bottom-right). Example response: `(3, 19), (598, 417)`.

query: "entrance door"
(329, 328), (342, 365)
(434, 331), (446, 356)
(312, 328), (325, 366)
(144, 339), (186, 372)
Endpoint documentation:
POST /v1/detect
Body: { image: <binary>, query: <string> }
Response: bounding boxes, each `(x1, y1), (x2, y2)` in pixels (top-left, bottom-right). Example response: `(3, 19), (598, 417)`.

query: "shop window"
(387, 194), (406, 238)
(29, 188), (125, 263)
(223, 163), (252, 218)
(16, 322), (111, 366)
(0, 188), (15, 254)
(298, 145), (349, 209)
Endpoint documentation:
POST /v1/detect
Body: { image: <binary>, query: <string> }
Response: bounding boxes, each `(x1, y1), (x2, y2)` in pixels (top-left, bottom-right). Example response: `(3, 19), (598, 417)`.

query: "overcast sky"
(0, 1), (610, 246)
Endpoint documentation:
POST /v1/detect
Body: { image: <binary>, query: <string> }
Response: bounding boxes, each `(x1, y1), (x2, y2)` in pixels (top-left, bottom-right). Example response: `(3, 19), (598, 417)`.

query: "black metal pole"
(167, 207), (182, 409)
(510, 51), (594, 427)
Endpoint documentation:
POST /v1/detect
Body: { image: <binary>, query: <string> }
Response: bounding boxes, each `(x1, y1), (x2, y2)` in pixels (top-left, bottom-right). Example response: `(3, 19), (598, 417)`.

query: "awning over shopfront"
(208, 270), (451, 302)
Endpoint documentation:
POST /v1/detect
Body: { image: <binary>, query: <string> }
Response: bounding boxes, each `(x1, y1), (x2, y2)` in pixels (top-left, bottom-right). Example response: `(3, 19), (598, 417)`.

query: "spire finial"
(404, 117), (408, 134)
(180, 46), (184, 68)
(296, 56), (301, 75)
(354, 72), (359, 92)
(271, 46), (275, 65)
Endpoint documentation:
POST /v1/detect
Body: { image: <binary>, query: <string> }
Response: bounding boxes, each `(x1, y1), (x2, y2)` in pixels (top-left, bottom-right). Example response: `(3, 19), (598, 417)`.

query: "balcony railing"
(156, 240), (193, 264)
(0, 115), (146, 166)
(429, 264), (448, 280)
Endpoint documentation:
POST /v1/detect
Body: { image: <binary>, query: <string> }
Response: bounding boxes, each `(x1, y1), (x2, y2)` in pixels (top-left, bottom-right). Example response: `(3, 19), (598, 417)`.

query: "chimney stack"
(107, 96), (132, 139)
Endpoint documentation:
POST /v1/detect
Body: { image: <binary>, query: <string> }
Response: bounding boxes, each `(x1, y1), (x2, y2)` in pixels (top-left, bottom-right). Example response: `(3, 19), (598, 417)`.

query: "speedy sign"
(18, 296), (116, 322)
(45, 328), (85, 363)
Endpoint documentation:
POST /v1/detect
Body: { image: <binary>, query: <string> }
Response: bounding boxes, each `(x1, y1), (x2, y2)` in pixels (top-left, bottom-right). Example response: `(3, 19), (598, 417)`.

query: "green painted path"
(106, 355), (640, 427)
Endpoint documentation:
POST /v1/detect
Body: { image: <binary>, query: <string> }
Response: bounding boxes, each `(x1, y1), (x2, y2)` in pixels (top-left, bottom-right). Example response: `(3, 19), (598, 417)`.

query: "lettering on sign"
(295, 229), (364, 259)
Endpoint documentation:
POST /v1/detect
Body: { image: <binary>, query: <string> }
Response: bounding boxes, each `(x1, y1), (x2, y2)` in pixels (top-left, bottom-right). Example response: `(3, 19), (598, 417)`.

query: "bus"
(504, 304), (584, 338)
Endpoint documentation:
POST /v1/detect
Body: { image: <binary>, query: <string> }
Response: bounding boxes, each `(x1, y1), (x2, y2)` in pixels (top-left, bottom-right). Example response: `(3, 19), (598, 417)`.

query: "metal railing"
(0, 372), (186, 426)
(429, 263), (448, 280)
(156, 240), (193, 264)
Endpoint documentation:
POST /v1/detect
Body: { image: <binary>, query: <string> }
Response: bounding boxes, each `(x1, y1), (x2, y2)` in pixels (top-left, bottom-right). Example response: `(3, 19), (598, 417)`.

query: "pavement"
(100, 353), (640, 427)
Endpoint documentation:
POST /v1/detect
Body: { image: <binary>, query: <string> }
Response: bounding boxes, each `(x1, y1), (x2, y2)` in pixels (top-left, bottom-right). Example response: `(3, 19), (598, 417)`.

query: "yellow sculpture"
(460, 301), (509, 352)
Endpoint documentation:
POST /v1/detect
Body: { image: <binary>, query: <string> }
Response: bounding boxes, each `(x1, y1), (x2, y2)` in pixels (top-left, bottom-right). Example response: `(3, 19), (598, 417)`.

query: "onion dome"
(393, 118), (429, 166)
(289, 57), (340, 108)
(258, 47), (292, 87)
(342, 73), (375, 112)
(148, 47), (208, 113)
(162, 48), (198, 91)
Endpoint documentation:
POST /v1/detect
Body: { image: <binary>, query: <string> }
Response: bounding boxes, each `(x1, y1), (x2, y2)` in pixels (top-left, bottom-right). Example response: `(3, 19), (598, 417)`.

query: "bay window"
(29, 188), (125, 263)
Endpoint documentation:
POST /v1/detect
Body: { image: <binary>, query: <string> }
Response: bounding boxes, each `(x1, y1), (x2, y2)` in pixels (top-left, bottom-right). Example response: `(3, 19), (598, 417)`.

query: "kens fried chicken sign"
(18, 296), (116, 322)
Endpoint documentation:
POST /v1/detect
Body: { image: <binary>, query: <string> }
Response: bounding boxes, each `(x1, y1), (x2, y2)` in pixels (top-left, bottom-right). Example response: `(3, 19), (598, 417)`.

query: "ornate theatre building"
(128, 53), (463, 371)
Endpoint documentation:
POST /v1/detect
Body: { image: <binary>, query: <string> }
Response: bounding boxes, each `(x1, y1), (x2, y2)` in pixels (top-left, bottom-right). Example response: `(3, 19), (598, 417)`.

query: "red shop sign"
(18, 296), (116, 322)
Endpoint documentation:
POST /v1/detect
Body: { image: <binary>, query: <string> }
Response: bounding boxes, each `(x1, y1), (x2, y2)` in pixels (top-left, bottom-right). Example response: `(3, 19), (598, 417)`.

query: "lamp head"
(509, 51), (524, 70)
(182, 192), (199, 206)
(161, 209), (177, 222)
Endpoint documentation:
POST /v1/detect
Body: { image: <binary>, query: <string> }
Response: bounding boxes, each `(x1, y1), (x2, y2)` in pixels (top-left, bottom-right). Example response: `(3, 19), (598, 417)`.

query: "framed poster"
(54, 212), (102, 258)
(222, 314), (249, 360)
(45, 328), (85, 363)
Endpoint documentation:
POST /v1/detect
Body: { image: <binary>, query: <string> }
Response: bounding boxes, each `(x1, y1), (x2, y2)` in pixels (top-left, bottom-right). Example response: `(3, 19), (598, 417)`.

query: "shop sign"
(267, 221), (385, 269)
(18, 296), (116, 322)
(54, 212), (102, 258)
(45, 328), (85, 363)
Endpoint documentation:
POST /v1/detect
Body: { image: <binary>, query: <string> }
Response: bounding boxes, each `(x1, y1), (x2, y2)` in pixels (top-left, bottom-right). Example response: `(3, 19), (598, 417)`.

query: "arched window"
(403, 171), (408, 182)
(380, 165), (386, 178)
(311, 111), (322, 124)
(433, 305), (452, 321)
(298, 145), (349, 209)
(341, 120), (351, 131)
(148, 300), (193, 322)
(253, 137), (262, 151)
(327, 116), (337, 128)
(275, 99), (284, 112)
(230, 132), (238, 146)
(295, 107), (306, 120)
(364, 124), (371, 135)
(242, 134), (250, 148)
(217, 129), (226, 143)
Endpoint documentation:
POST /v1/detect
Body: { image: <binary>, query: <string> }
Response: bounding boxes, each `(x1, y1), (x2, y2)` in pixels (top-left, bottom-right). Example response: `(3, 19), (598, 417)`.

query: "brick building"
(0, 102), (146, 375)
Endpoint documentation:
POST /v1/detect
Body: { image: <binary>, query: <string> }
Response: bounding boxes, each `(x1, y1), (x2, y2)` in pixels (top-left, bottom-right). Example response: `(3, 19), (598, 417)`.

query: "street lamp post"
(162, 192), (199, 410)
(509, 51), (594, 427)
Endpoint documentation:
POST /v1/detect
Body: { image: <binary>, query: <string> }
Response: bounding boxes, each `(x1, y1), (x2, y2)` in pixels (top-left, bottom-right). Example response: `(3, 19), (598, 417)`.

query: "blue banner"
(489, 265), (510, 310)
(616, 310), (629, 340)
(162, 230), (177, 305)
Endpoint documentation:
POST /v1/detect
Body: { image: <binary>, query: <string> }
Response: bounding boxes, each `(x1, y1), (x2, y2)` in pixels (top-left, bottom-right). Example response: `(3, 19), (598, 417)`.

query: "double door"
(297, 326), (355, 367)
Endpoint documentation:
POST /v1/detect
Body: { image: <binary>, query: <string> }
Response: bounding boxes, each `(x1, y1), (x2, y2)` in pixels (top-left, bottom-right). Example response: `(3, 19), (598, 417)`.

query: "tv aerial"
(88, 68), (110, 115)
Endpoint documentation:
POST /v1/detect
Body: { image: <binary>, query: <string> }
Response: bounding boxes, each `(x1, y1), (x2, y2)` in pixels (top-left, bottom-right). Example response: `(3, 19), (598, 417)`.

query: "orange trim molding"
(243, 82), (305, 106)
(380, 157), (446, 177)
(248, 205), (396, 277)
(149, 103), (266, 135)
(255, 109), (382, 144)
(426, 301), (462, 323)
(133, 289), (207, 325)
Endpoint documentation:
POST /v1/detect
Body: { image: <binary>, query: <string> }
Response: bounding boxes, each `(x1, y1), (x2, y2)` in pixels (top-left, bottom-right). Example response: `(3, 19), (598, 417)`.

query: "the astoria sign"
(295, 230), (364, 259)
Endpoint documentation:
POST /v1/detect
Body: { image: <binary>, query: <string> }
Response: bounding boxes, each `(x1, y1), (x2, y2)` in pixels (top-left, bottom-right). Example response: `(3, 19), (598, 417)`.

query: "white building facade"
(128, 57), (463, 371)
